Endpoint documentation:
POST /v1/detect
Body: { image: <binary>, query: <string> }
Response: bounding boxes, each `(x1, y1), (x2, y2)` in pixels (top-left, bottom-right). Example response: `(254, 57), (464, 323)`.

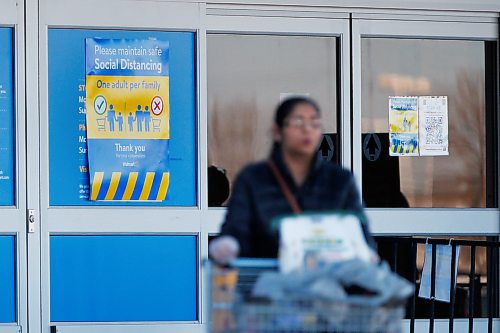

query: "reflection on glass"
(361, 38), (489, 208)
(208, 34), (338, 206)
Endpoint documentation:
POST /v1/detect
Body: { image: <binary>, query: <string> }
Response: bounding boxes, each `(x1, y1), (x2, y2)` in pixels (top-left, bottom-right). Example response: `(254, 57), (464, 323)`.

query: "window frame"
(351, 16), (499, 235)
(204, 13), (353, 234)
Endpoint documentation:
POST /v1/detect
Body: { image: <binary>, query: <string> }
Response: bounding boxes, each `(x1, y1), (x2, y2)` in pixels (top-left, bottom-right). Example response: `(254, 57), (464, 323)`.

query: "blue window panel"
(48, 29), (196, 206)
(0, 236), (16, 323)
(0, 27), (15, 206)
(50, 235), (197, 322)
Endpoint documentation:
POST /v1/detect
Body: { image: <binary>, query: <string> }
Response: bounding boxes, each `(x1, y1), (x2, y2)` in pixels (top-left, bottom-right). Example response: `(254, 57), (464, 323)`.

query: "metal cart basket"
(206, 258), (405, 333)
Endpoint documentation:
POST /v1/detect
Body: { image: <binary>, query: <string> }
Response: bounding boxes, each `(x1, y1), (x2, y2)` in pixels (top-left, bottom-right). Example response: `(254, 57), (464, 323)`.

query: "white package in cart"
(278, 213), (373, 273)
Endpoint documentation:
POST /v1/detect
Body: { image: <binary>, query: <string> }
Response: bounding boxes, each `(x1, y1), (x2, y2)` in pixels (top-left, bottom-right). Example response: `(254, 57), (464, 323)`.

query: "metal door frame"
(0, 1), (28, 333)
(36, 1), (203, 333)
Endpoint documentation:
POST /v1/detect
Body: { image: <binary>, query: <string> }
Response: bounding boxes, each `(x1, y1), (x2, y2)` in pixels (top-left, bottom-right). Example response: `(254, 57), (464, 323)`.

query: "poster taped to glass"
(389, 96), (449, 157)
(85, 38), (170, 201)
(419, 96), (449, 156)
(389, 96), (419, 156)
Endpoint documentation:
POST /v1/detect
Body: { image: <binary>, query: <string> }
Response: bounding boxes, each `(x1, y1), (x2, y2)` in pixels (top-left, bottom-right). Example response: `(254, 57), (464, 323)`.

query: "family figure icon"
(98, 104), (160, 133)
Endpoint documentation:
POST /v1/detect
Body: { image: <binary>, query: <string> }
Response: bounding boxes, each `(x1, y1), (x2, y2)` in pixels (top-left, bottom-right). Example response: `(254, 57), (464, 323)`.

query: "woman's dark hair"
(274, 96), (321, 129)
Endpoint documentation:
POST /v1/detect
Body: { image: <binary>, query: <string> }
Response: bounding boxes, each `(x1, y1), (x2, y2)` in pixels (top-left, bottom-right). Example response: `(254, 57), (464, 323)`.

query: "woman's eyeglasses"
(285, 117), (322, 130)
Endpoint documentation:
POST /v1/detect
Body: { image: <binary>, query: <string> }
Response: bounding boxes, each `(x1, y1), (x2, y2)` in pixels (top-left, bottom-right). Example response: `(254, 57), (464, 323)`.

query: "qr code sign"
(425, 116), (444, 145)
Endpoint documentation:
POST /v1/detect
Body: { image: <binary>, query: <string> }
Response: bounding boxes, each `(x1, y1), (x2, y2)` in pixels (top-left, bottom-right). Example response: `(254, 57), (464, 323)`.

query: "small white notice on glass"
(419, 243), (460, 302)
(418, 96), (449, 156)
(279, 213), (373, 274)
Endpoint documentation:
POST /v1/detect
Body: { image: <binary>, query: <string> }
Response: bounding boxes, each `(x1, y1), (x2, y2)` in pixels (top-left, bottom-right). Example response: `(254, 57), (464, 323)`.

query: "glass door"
(351, 14), (499, 332)
(203, 9), (353, 233)
(36, 2), (202, 333)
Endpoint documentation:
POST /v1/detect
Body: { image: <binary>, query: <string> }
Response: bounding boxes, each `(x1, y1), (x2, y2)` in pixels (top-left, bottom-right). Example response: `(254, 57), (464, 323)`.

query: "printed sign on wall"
(85, 38), (170, 201)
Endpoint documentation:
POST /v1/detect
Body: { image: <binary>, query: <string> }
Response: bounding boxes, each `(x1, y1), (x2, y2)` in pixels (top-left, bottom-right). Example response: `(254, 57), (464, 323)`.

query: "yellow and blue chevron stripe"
(390, 144), (418, 154)
(91, 171), (170, 201)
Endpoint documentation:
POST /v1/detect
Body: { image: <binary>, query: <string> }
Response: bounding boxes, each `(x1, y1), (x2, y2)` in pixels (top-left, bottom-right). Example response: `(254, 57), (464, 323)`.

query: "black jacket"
(220, 144), (376, 258)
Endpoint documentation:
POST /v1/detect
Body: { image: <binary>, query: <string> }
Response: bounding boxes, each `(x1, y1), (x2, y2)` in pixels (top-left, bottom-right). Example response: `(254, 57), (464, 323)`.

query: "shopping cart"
(206, 258), (405, 333)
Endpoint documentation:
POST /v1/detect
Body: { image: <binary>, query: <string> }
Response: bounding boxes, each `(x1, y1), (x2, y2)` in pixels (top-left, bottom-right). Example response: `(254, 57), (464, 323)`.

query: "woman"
(210, 97), (376, 264)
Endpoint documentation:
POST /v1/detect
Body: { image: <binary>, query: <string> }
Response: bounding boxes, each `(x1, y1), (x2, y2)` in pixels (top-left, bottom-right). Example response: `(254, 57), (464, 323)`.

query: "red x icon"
(151, 96), (163, 116)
